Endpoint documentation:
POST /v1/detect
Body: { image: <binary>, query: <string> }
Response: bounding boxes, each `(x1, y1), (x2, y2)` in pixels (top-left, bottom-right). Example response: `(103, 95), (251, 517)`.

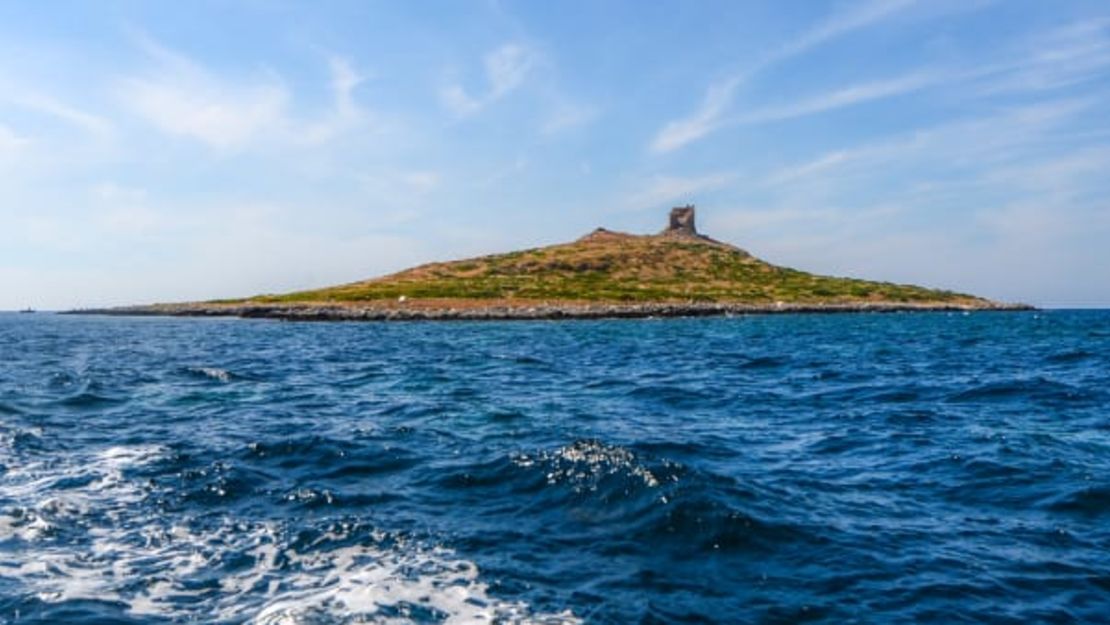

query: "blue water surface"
(0, 311), (1108, 624)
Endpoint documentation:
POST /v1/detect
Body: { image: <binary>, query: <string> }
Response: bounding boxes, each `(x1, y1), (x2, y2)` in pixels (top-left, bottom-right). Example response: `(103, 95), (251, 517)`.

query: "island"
(72, 206), (1031, 321)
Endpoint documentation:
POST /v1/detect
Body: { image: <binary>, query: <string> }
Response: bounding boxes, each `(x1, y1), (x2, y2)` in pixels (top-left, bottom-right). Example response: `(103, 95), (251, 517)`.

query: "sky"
(1, 0), (1109, 310)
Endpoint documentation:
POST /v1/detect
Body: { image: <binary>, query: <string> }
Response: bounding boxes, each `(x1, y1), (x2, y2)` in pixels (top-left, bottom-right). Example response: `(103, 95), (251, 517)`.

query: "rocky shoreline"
(65, 300), (1035, 322)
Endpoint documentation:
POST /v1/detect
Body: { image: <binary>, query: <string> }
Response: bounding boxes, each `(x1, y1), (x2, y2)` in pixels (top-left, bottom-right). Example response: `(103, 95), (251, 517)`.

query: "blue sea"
(1, 311), (1108, 624)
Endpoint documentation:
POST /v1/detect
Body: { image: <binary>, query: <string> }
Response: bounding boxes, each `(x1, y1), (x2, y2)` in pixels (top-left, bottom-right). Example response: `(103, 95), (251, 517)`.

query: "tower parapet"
(665, 205), (697, 236)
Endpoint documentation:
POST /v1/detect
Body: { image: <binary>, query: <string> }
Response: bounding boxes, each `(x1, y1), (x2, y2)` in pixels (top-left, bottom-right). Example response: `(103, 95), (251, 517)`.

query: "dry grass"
(231, 229), (987, 307)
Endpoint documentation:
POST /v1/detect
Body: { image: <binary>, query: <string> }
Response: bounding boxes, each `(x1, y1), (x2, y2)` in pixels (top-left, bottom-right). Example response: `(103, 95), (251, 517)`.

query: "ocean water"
(1, 311), (1108, 624)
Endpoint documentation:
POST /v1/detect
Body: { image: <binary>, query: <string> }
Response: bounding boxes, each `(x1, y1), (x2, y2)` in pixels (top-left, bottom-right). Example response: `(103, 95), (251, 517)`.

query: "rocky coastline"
(65, 207), (1035, 322)
(65, 300), (1034, 322)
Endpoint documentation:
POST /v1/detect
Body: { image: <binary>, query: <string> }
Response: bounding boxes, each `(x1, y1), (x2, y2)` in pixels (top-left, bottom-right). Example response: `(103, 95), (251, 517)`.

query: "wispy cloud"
(739, 71), (938, 126)
(673, 17), (1109, 149)
(709, 92), (1109, 306)
(440, 43), (537, 117)
(300, 56), (371, 144)
(117, 38), (289, 150)
(977, 145), (1110, 195)
(4, 92), (114, 137)
(117, 36), (372, 150)
(650, 79), (739, 154)
(770, 0), (918, 63)
(975, 17), (1110, 95)
(765, 97), (1094, 186)
(650, 0), (917, 153)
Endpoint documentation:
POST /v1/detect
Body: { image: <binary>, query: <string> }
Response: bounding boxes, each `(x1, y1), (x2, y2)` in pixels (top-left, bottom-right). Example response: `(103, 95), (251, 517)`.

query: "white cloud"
(706, 93), (1110, 307)
(118, 65), (289, 150)
(299, 56), (371, 144)
(330, 56), (363, 118)
(977, 146), (1110, 195)
(975, 18), (1110, 95)
(8, 93), (115, 137)
(763, 97), (1094, 187)
(0, 82), (114, 139)
(650, 77), (739, 154)
(117, 38), (373, 150)
(653, 70), (940, 153)
(486, 44), (534, 97)
(440, 43), (537, 117)
(682, 52), (1090, 140)
(652, 6), (1106, 154)
(773, 0), (918, 62)
(739, 72), (939, 126)
(650, 0), (918, 153)
(439, 85), (482, 117)
(440, 42), (596, 134)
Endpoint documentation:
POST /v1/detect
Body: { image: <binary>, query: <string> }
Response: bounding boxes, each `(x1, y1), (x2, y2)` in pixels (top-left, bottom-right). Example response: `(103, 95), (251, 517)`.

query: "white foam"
(189, 366), (233, 382)
(515, 440), (666, 491)
(0, 443), (166, 540)
(0, 444), (581, 624)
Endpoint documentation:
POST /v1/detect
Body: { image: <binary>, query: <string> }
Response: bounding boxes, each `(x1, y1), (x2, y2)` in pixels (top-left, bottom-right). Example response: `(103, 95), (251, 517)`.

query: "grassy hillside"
(239, 229), (986, 307)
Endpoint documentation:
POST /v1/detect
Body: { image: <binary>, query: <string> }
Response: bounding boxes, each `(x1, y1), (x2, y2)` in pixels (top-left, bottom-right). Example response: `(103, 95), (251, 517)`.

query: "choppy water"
(1, 311), (1108, 624)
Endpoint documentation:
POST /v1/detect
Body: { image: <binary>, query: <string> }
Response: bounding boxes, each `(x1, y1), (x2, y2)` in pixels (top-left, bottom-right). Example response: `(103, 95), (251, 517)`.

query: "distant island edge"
(66, 206), (1034, 321)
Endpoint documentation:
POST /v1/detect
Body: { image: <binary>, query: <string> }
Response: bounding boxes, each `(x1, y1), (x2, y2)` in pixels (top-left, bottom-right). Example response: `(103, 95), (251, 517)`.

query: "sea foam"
(0, 444), (579, 624)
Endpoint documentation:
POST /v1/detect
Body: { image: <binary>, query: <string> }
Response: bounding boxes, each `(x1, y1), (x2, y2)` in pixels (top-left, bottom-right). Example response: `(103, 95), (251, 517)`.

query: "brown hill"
(79, 206), (1026, 320)
(248, 206), (993, 308)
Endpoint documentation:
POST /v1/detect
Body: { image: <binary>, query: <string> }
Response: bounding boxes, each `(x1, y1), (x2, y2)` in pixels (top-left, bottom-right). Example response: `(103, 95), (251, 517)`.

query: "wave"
(1045, 349), (1096, 364)
(807, 383), (944, 403)
(504, 440), (820, 557)
(946, 377), (1096, 404)
(513, 439), (673, 494)
(1044, 484), (1110, 517)
(0, 444), (581, 624)
(0, 444), (166, 542)
(0, 424), (43, 455)
(183, 366), (238, 383)
(4, 311), (1108, 622)
(244, 435), (362, 465)
(57, 390), (127, 409)
(739, 355), (792, 370)
(5, 518), (581, 624)
(240, 436), (419, 482)
(432, 439), (682, 527)
(624, 385), (721, 409)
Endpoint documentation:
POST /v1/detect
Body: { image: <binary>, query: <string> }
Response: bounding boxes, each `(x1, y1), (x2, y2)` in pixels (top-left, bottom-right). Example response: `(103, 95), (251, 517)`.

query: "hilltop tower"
(666, 205), (697, 236)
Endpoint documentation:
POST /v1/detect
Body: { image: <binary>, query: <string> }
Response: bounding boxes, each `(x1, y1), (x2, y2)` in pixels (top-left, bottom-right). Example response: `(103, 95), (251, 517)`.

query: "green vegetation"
(234, 230), (986, 307)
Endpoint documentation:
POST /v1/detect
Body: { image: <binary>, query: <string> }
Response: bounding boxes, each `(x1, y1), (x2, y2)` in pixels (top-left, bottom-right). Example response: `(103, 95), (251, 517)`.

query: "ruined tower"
(665, 205), (697, 236)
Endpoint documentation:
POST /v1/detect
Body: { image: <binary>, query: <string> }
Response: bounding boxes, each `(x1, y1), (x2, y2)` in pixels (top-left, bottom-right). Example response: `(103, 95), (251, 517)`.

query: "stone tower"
(666, 205), (697, 236)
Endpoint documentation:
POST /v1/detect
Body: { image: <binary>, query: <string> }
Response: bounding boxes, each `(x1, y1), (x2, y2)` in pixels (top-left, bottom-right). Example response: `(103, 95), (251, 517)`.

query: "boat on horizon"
(19, 308), (36, 314)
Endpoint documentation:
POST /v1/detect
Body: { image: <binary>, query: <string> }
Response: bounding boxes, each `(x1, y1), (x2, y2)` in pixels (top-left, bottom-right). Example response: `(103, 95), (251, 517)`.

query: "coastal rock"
(66, 299), (1034, 322)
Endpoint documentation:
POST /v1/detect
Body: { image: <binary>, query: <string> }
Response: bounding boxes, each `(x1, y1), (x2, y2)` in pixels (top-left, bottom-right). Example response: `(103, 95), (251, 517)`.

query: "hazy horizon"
(2, 1), (1109, 310)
